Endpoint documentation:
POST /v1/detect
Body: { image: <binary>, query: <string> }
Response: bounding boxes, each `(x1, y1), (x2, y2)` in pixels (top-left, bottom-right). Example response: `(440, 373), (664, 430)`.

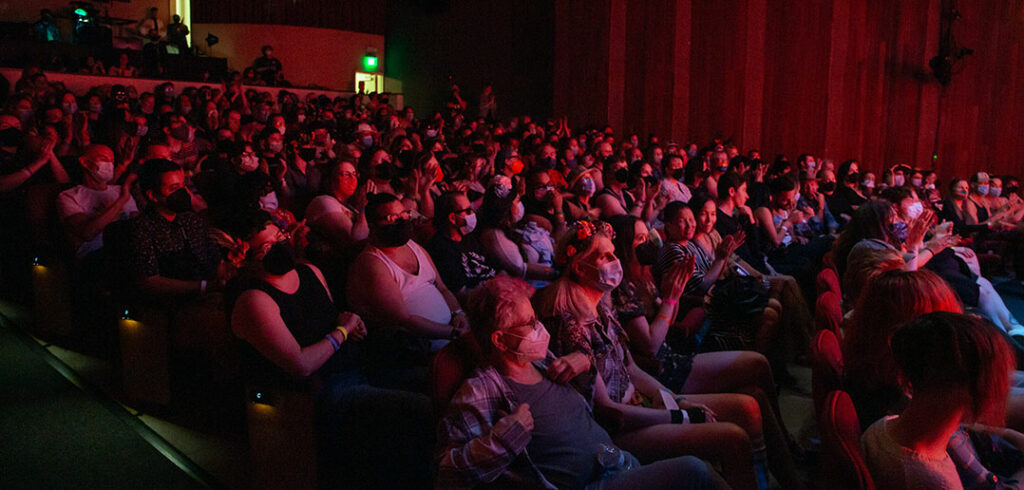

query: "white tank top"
(366, 241), (452, 327)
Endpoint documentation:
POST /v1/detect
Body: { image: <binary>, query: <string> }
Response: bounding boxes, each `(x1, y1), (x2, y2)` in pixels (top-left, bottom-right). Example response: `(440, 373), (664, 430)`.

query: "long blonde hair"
(533, 221), (613, 322)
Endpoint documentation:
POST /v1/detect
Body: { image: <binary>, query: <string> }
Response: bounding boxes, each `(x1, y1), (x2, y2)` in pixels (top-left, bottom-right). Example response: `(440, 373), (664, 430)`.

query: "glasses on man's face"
(242, 151), (256, 158)
(379, 209), (412, 224)
(337, 171), (358, 179)
(454, 207), (473, 215)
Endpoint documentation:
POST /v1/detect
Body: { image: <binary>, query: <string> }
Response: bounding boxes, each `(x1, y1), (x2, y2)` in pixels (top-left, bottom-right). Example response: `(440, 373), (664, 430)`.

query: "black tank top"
(236, 265), (358, 387)
(597, 187), (635, 211)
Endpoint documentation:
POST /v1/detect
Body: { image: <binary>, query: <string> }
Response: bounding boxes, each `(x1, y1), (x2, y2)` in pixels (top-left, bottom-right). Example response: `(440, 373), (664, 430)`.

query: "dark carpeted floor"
(0, 316), (206, 490)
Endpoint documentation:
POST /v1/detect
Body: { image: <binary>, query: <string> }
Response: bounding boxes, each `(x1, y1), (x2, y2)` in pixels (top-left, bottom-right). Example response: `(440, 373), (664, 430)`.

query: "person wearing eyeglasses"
(347, 192), (468, 391)
(426, 191), (497, 301)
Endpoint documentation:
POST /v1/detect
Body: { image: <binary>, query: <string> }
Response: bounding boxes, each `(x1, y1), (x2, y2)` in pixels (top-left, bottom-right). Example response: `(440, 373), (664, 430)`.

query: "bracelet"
(670, 409), (685, 424)
(325, 333), (340, 352)
(453, 309), (465, 317)
(664, 298), (677, 307)
(657, 313), (671, 322)
(200, 280), (207, 294)
(335, 325), (349, 342)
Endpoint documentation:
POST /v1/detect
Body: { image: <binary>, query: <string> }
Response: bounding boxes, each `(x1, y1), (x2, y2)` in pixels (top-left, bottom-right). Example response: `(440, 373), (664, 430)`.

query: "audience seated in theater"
(534, 220), (804, 490)
(436, 275), (728, 490)
(225, 209), (432, 488)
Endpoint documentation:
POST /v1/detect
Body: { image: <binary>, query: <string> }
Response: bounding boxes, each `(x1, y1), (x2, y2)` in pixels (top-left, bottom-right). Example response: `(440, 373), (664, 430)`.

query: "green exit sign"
(363, 55), (378, 71)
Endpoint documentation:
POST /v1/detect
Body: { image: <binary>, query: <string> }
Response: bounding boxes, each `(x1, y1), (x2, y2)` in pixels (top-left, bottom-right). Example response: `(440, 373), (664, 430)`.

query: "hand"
(646, 179), (661, 202)
(504, 403), (534, 432)
(339, 312), (367, 341)
(714, 231), (745, 261)
(119, 173), (138, 202)
(546, 352), (590, 383)
(677, 398), (718, 423)
(906, 208), (935, 249)
(548, 188), (563, 211)
(634, 178), (647, 203)
(662, 255), (695, 302)
(272, 159), (288, 182)
(450, 312), (470, 336)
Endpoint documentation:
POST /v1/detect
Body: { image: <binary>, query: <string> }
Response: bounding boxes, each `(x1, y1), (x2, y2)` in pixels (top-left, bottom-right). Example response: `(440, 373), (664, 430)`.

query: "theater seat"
(822, 250), (837, 272)
(812, 329), (843, 415)
(819, 390), (876, 490)
(816, 267), (841, 297)
(430, 338), (481, 415)
(245, 381), (317, 490)
(815, 290), (842, 335)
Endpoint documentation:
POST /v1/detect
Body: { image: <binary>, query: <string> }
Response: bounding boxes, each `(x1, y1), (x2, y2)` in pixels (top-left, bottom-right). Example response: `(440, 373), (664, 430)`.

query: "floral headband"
(563, 220), (614, 261)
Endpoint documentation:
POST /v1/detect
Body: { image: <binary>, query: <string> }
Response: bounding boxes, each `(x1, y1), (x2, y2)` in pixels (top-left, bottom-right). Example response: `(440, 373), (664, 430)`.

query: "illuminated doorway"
(355, 72), (383, 93)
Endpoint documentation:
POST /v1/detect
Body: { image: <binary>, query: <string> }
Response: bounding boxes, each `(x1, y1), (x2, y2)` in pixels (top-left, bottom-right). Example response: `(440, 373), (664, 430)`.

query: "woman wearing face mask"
(227, 211), (435, 488)
(939, 177), (995, 237)
(564, 167), (601, 222)
(437, 275), (729, 490)
(534, 220), (801, 490)
(834, 199), (957, 305)
(479, 183), (558, 286)
(879, 186), (1024, 336)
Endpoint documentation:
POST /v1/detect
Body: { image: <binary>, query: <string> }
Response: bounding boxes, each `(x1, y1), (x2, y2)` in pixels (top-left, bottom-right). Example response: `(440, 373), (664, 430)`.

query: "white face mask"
(91, 160), (115, 183)
(905, 201), (924, 219)
(460, 212), (477, 235)
(586, 258), (623, 292)
(512, 201), (525, 222)
(893, 175), (905, 186)
(502, 322), (550, 362)
(862, 180), (875, 189)
(259, 191), (279, 212)
(990, 187), (1002, 197)
(911, 178), (923, 187)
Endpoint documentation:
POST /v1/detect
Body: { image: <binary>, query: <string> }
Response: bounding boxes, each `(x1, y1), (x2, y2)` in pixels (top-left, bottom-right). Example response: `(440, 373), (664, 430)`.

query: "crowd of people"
(2, 64), (1024, 489)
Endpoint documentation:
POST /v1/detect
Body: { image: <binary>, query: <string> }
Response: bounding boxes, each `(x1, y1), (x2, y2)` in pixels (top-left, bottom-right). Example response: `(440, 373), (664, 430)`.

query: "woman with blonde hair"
(534, 220), (805, 490)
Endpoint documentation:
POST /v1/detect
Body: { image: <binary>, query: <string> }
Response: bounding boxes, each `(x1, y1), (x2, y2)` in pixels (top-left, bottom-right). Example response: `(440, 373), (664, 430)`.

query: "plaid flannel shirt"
(436, 357), (564, 489)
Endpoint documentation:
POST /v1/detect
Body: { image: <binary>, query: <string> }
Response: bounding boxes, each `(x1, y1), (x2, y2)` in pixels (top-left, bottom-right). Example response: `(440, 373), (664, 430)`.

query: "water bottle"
(596, 443), (625, 478)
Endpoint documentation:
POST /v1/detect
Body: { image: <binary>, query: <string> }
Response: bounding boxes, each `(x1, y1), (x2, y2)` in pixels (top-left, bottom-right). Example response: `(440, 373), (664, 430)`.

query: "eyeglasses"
(378, 209), (412, 224)
(337, 171), (358, 179)
(453, 207), (473, 215)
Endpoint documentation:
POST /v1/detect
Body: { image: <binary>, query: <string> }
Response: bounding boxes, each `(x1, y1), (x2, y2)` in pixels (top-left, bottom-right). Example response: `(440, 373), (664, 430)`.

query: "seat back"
(816, 267), (841, 297)
(430, 339), (480, 415)
(815, 290), (842, 335)
(812, 329), (843, 415)
(819, 390), (876, 490)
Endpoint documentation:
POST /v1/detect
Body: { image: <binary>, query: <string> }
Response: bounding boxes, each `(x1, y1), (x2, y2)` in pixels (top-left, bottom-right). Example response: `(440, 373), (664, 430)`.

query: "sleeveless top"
(363, 241), (452, 355)
(597, 187), (635, 212)
(365, 241), (452, 326)
(236, 264), (356, 390)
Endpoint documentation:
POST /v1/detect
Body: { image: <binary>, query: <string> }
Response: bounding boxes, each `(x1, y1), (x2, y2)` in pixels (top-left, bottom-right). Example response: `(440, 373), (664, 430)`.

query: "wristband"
(453, 309), (465, 317)
(335, 325), (349, 342)
(670, 409), (686, 424)
(664, 298), (678, 307)
(200, 280), (208, 294)
(657, 313), (671, 322)
(325, 333), (340, 352)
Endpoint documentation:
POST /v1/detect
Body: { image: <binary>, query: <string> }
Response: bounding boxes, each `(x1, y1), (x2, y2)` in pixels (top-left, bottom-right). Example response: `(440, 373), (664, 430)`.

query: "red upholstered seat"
(812, 329), (843, 415)
(817, 267), (841, 297)
(429, 339), (481, 415)
(822, 250), (837, 272)
(815, 290), (843, 335)
(819, 390), (876, 490)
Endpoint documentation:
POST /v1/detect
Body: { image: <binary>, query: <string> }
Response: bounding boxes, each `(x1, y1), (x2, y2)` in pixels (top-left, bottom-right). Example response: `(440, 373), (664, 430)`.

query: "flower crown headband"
(563, 220), (614, 260)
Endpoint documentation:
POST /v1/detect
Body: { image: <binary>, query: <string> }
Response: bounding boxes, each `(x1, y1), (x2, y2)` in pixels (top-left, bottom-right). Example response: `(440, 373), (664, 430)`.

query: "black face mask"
(377, 219), (413, 247)
(375, 162), (394, 180)
(0, 127), (23, 148)
(262, 241), (296, 275)
(539, 156), (556, 170)
(165, 187), (192, 213)
(643, 175), (658, 187)
(635, 240), (660, 266)
(845, 171), (860, 185)
(820, 181), (836, 193)
(614, 168), (629, 184)
(670, 168), (685, 181)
